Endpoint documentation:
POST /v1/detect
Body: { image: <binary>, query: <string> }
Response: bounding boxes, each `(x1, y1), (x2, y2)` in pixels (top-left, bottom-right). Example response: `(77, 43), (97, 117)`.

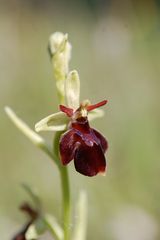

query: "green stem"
(54, 132), (71, 240)
(59, 166), (70, 240)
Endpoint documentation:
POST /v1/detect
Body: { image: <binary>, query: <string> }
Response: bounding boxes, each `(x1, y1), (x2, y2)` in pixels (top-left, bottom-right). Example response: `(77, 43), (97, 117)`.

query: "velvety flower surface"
(59, 101), (108, 176)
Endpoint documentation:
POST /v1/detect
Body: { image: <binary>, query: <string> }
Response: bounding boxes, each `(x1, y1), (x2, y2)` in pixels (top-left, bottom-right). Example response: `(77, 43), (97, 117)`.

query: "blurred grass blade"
(43, 214), (64, 240)
(72, 190), (88, 240)
(22, 184), (42, 210)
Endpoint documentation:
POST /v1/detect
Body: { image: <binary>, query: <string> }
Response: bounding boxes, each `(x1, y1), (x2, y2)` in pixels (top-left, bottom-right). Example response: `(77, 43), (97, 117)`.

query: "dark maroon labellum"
(59, 100), (108, 176)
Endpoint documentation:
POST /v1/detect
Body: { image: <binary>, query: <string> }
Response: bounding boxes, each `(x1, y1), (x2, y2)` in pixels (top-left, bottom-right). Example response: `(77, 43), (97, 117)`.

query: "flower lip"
(59, 99), (108, 176)
(71, 117), (89, 133)
(59, 121), (108, 176)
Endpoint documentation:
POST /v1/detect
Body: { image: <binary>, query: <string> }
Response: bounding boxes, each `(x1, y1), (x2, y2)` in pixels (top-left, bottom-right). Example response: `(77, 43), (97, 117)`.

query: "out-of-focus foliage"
(0, 0), (160, 239)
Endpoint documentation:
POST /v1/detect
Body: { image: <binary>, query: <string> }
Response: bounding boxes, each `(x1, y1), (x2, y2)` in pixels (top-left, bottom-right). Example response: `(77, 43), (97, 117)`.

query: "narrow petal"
(86, 100), (108, 111)
(65, 70), (80, 109)
(59, 105), (73, 117)
(74, 143), (106, 177)
(35, 112), (69, 132)
(59, 129), (77, 165)
(92, 129), (108, 153)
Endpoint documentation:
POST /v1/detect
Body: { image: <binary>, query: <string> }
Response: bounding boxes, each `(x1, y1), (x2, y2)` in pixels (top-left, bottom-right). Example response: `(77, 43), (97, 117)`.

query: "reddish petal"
(74, 143), (106, 176)
(59, 130), (77, 165)
(59, 105), (73, 117)
(92, 129), (108, 153)
(86, 100), (108, 111)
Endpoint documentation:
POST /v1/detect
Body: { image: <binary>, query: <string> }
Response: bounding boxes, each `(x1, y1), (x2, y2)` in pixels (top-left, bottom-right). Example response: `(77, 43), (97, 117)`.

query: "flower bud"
(48, 32), (72, 103)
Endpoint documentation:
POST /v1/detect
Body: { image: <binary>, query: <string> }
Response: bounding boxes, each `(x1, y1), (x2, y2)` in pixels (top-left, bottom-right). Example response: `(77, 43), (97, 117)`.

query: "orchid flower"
(35, 64), (108, 176)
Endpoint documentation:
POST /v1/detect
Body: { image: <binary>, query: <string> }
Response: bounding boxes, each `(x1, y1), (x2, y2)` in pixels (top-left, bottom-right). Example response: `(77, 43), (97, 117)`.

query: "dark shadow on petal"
(59, 129), (77, 165)
(74, 143), (106, 176)
(92, 129), (108, 153)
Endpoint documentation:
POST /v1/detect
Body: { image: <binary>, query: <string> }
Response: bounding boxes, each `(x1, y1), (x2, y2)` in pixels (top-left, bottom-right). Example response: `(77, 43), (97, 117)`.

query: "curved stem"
(54, 132), (71, 240)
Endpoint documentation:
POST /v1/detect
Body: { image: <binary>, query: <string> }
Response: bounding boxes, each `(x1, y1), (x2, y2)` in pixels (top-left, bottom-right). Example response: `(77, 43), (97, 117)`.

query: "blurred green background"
(1, 0), (160, 239)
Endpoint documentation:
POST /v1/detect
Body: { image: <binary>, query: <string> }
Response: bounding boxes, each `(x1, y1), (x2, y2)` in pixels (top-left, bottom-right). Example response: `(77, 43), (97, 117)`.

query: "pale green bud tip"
(5, 106), (44, 146)
(66, 70), (80, 109)
(22, 183), (41, 209)
(48, 32), (71, 57)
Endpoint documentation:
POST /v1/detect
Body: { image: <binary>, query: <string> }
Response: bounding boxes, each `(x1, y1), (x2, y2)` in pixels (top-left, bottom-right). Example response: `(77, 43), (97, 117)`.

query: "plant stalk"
(60, 166), (70, 240)
(54, 132), (71, 240)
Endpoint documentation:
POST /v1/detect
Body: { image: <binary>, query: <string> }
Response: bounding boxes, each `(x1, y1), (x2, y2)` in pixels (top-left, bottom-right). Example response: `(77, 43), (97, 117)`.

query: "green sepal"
(35, 111), (69, 132)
